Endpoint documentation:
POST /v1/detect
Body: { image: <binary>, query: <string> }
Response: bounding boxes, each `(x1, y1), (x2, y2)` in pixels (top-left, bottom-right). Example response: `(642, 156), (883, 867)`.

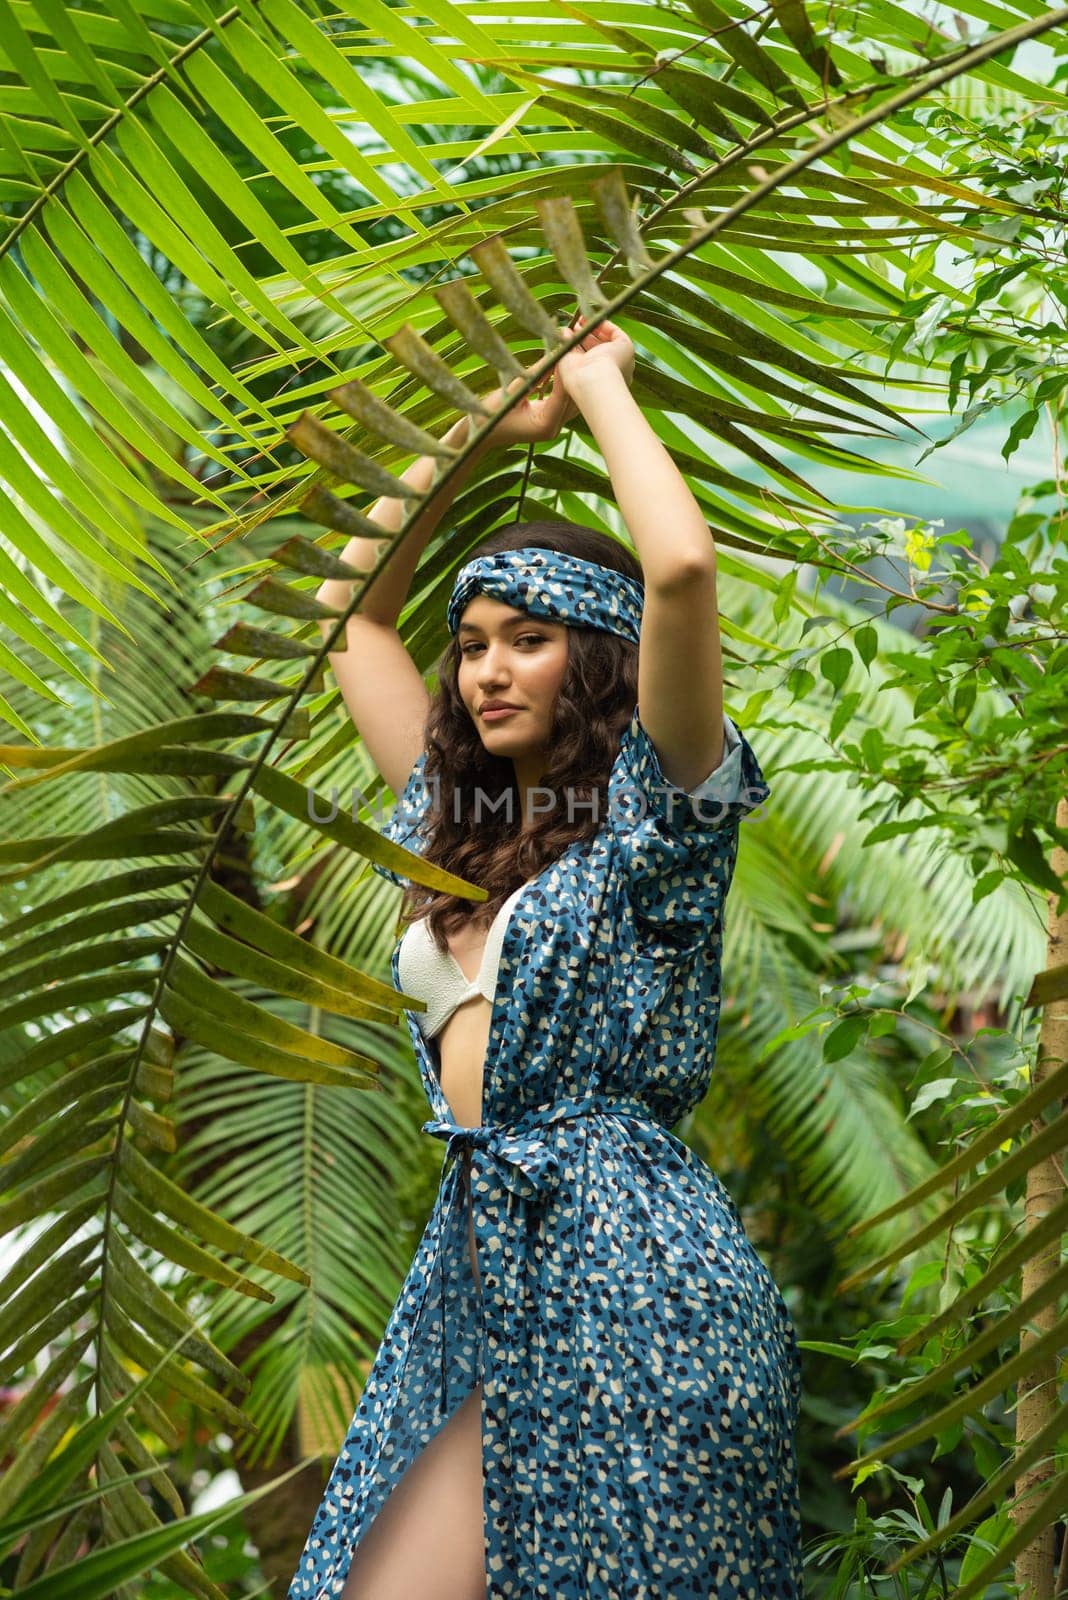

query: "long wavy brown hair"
(400, 519), (643, 953)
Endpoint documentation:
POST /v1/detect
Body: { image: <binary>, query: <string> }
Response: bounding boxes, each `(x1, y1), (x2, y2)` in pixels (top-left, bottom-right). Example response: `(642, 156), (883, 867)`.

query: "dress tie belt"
(420, 1092), (668, 1416)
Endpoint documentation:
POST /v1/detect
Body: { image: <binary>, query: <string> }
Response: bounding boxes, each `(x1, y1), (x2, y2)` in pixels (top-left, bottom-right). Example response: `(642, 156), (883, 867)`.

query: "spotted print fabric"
(446, 547), (645, 644)
(288, 706), (804, 1599)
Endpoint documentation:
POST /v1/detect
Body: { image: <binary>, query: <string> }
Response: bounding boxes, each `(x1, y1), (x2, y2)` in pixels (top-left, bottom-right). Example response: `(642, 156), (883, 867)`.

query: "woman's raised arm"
(559, 319), (726, 791)
(312, 361), (576, 794)
(313, 413), (496, 796)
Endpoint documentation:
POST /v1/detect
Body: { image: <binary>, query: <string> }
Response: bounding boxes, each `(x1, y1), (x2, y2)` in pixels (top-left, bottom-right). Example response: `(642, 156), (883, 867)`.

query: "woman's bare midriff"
(433, 913), (500, 1300)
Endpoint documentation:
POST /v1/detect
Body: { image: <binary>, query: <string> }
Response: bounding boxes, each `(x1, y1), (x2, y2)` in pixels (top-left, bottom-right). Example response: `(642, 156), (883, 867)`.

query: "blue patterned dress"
(288, 707), (804, 1599)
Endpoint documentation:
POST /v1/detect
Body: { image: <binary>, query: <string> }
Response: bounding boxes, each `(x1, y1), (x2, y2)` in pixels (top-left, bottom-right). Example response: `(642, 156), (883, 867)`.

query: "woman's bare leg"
(339, 1380), (485, 1600)
(342, 1164), (486, 1600)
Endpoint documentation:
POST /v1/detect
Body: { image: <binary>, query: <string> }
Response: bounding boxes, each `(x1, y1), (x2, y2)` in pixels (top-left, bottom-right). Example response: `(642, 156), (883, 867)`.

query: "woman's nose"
(477, 647), (510, 681)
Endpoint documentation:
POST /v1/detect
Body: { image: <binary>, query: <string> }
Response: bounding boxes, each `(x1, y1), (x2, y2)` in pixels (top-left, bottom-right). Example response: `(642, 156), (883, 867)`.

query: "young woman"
(288, 319), (803, 1600)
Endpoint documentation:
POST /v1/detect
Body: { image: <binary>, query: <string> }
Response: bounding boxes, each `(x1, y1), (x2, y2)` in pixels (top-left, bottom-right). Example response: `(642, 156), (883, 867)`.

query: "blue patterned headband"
(446, 546), (644, 644)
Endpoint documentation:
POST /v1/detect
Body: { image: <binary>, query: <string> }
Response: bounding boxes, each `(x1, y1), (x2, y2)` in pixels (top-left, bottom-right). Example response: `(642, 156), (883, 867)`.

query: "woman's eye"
(461, 635), (545, 655)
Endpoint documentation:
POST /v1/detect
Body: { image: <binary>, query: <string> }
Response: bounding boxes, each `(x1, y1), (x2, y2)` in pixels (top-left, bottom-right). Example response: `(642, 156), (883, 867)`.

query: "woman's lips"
(481, 706), (521, 720)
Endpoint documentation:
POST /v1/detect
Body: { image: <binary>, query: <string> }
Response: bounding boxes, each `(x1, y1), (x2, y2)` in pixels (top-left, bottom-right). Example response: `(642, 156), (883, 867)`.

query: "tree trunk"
(233, 1359), (369, 1596)
(1013, 794), (1068, 1600)
(237, 1436), (331, 1598)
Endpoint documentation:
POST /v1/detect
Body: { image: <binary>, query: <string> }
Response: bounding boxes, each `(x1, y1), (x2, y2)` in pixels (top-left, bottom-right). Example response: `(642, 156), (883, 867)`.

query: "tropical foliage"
(1, 0), (1066, 1595)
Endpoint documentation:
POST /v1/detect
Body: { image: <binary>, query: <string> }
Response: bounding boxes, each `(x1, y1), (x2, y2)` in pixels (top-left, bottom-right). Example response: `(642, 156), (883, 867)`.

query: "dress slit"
(338, 1380), (488, 1600)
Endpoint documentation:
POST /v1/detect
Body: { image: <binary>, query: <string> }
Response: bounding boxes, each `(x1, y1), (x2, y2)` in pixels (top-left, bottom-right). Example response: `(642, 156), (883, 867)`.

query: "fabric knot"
(420, 1114), (562, 1201)
(419, 1094), (668, 1434)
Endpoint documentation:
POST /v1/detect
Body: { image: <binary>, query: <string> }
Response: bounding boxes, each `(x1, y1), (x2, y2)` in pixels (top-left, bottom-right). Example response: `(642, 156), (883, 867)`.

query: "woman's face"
(456, 595), (569, 758)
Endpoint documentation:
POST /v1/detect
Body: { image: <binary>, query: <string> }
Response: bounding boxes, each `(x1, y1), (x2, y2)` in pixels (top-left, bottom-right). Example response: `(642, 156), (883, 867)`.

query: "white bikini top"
(396, 880), (532, 1040)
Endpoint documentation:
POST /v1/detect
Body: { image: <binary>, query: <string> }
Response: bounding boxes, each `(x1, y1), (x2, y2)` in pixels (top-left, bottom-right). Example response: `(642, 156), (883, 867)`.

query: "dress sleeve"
(607, 706), (770, 938)
(369, 749), (433, 888)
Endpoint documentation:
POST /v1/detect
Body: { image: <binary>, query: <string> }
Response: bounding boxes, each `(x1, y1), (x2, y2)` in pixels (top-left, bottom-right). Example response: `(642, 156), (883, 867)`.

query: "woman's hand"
(479, 364), (574, 449)
(557, 317), (635, 406)
(478, 317), (635, 447)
